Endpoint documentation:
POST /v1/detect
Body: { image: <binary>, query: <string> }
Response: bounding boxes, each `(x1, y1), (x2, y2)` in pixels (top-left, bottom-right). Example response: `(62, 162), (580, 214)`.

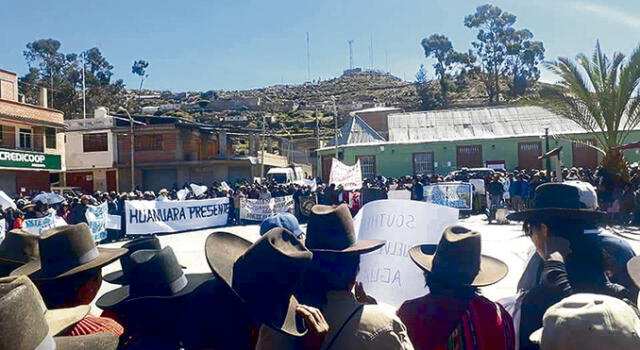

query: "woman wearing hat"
(398, 226), (513, 350)
(507, 182), (635, 350)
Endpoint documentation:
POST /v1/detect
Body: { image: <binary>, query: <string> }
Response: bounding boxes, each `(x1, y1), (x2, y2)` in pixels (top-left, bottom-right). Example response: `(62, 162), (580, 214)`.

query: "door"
(456, 145), (483, 168)
(106, 170), (118, 192)
(66, 172), (94, 194)
(321, 155), (333, 183)
(518, 141), (542, 170)
(572, 139), (598, 168)
(0, 172), (17, 197)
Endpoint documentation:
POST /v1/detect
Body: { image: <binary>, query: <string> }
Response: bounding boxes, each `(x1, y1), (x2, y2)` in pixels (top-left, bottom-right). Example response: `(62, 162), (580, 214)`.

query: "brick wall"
(0, 99), (64, 126)
(0, 125), (15, 148)
(118, 130), (178, 164)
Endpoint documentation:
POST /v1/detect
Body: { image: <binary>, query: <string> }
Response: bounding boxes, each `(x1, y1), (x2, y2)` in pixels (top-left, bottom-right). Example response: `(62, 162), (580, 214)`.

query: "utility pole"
(333, 97), (338, 159)
(347, 40), (354, 70)
(315, 110), (320, 177)
(545, 127), (551, 173)
(118, 107), (135, 192)
(82, 51), (87, 127)
(260, 114), (266, 180)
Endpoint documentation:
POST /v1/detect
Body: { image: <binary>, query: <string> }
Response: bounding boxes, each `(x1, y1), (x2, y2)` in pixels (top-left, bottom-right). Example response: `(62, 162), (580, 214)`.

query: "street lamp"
(118, 107), (135, 192)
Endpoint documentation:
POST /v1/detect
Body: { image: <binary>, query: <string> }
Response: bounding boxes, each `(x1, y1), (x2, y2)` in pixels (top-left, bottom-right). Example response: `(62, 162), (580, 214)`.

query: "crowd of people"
(2, 179), (640, 349)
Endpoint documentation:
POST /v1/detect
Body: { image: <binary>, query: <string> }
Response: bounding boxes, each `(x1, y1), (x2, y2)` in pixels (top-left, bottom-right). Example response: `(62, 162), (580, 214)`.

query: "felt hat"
(102, 236), (162, 285)
(205, 228), (312, 336)
(96, 246), (212, 311)
(626, 256), (640, 289)
(0, 229), (40, 275)
(530, 293), (640, 350)
(11, 223), (127, 280)
(0, 275), (119, 350)
(305, 204), (385, 254)
(0, 275), (90, 336)
(260, 213), (304, 239)
(507, 181), (606, 222)
(409, 226), (508, 287)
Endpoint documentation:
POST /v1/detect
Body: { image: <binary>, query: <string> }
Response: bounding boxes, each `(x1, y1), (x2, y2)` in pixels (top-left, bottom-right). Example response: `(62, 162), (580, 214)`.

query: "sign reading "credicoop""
(0, 150), (46, 166)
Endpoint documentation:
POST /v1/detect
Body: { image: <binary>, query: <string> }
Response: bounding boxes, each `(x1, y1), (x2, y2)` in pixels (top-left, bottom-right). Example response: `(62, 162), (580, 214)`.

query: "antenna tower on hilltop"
(347, 40), (354, 70)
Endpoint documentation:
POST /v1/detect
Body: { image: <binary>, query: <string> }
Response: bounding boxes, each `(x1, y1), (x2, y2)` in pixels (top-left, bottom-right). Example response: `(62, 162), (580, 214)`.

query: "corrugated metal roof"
(326, 115), (385, 147)
(387, 106), (590, 143)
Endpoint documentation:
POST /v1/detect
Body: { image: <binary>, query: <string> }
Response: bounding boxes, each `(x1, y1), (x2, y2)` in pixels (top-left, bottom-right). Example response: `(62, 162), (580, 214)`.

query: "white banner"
(328, 158), (362, 191)
(354, 200), (459, 307)
(107, 215), (121, 230)
(387, 190), (411, 200)
(424, 182), (473, 210)
(86, 202), (108, 242)
(23, 214), (67, 235)
(469, 179), (485, 195)
(240, 196), (294, 221)
(0, 219), (5, 244)
(0, 191), (16, 209)
(125, 198), (230, 235)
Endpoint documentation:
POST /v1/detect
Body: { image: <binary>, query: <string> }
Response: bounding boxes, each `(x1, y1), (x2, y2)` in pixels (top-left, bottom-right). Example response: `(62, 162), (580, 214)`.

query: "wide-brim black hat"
(103, 236), (162, 285)
(205, 229), (311, 336)
(11, 224), (127, 280)
(409, 226), (508, 287)
(96, 247), (212, 310)
(306, 204), (385, 254)
(507, 181), (606, 222)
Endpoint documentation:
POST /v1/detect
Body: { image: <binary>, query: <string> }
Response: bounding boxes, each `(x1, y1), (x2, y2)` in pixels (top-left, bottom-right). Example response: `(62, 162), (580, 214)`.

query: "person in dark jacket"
(410, 177), (424, 201)
(69, 195), (90, 224)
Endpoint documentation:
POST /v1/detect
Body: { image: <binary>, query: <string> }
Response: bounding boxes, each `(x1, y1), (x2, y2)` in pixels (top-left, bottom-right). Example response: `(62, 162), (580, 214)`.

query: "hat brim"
(95, 273), (212, 310)
(309, 239), (386, 255)
(46, 305), (91, 336)
(627, 257), (640, 289)
(54, 333), (119, 350)
(529, 328), (543, 344)
(11, 247), (127, 280)
(205, 231), (306, 337)
(102, 270), (126, 285)
(408, 245), (508, 287)
(506, 208), (607, 222)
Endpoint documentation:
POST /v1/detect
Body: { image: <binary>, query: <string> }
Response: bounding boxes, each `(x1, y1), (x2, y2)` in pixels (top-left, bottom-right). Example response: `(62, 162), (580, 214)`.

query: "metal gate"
(572, 139), (598, 168)
(518, 142), (542, 170)
(456, 145), (483, 168)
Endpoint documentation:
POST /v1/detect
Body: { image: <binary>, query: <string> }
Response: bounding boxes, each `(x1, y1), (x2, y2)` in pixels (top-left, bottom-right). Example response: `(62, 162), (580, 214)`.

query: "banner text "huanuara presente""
(128, 203), (229, 224)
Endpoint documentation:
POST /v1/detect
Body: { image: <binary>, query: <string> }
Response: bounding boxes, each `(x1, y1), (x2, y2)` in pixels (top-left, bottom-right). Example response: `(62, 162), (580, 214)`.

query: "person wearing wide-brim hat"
(102, 236), (162, 285)
(10, 223), (128, 338)
(0, 229), (39, 277)
(257, 204), (413, 350)
(398, 225), (512, 350)
(505, 181), (635, 350)
(0, 275), (119, 350)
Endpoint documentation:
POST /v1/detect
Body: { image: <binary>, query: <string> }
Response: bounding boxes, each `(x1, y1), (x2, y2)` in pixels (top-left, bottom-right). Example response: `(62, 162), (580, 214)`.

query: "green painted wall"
(318, 130), (640, 177)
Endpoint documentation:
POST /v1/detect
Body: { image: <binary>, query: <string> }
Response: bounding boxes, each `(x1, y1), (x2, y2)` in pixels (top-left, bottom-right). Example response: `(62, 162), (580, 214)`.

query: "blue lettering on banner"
(423, 183), (473, 210)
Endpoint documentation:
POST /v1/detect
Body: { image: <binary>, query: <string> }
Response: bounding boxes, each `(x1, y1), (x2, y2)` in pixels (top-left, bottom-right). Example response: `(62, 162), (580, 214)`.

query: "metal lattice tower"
(347, 40), (354, 69)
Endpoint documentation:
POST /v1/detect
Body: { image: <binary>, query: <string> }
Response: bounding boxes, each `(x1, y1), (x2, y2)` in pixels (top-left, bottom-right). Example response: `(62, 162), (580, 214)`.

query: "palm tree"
(543, 42), (640, 181)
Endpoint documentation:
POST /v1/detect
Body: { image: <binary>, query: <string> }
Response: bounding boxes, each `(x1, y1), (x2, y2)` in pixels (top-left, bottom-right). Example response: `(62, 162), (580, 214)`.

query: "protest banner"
(86, 202), (108, 242)
(348, 191), (361, 211)
(240, 196), (294, 221)
(107, 215), (121, 230)
(469, 178), (485, 195)
(300, 196), (317, 217)
(387, 189), (411, 200)
(125, 197), (229, 235)
(423, 182), (473, 210)
(0, 191), (16, 209)
(328, 158), (362, 191)
(23, 214), (67, 235)
(0, 219), (5, 244)
(354, 199), (459, 307)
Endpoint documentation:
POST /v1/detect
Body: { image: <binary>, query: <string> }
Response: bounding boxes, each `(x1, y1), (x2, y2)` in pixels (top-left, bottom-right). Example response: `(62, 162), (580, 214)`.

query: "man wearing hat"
(398, 226), (513, 350)
(257, 204), (413, 350)
(529, 293), (640, 350)
(0, 229), (39, 277)
(0, 275), (120, 350)
(11, 223), (128, 338)
(185, 227), (329, 350)
(70, 195), (90, 224)
(506, 181), (636, 350)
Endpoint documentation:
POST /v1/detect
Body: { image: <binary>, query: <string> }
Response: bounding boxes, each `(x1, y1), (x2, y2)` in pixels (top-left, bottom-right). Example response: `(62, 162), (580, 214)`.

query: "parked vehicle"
(266, 166), (305, 184)
(51, 186), (83, 197)
(449, 167), (496, 180)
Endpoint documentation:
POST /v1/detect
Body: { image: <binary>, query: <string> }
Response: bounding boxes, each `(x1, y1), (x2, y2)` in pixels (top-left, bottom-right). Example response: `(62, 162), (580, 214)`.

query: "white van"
(266, 166), (305, 184)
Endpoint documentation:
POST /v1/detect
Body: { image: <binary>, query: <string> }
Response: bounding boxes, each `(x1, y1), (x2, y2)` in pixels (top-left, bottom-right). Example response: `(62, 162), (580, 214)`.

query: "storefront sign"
(0, 148), (61, 170)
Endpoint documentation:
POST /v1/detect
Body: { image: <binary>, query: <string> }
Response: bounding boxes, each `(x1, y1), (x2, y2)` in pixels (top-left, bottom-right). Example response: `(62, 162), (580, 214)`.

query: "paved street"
(96, 215), (640, 312)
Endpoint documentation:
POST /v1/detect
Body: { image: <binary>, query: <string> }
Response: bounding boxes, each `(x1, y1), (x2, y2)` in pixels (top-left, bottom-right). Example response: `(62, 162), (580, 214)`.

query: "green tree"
(415, 64), (428, 83)
(421, 34), (474, 106)
(505, 29), (545, 96)
(543, 42), (640, 181)
(132, 60), (149, 93)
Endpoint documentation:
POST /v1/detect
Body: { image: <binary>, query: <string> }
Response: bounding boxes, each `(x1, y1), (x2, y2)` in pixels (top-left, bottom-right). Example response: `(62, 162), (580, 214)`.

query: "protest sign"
(423, 182), (473, 210)
(348, 191), (361, 211)
(0, 219), (5, 244)
(300, 196), (317, 217)
(354, 200), (459, 307)
(190, 184), (208, 197)
(240, 196), (294, 221)
(328, 158), (362, 191)
(107, 215), (121, 230)
(469, 179), (485, 195)
(387, 189), (411, 200)
(177, 189), (188, 201)
(85, 202), (108, 242)
(23, 214), (67, 235)
(126, 198), (229, 235)
(0, 191), (16, 209)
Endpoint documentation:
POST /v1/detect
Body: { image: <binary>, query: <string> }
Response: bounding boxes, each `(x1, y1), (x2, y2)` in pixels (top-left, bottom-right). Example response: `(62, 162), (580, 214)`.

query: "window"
(45, 128), (56, 148)
(83, 133), (108, 152)
(413, 152), (434, 176)
(356, 155), (376, 179)
(18, 129), (32, 149)
(135, 134), (163, 151)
